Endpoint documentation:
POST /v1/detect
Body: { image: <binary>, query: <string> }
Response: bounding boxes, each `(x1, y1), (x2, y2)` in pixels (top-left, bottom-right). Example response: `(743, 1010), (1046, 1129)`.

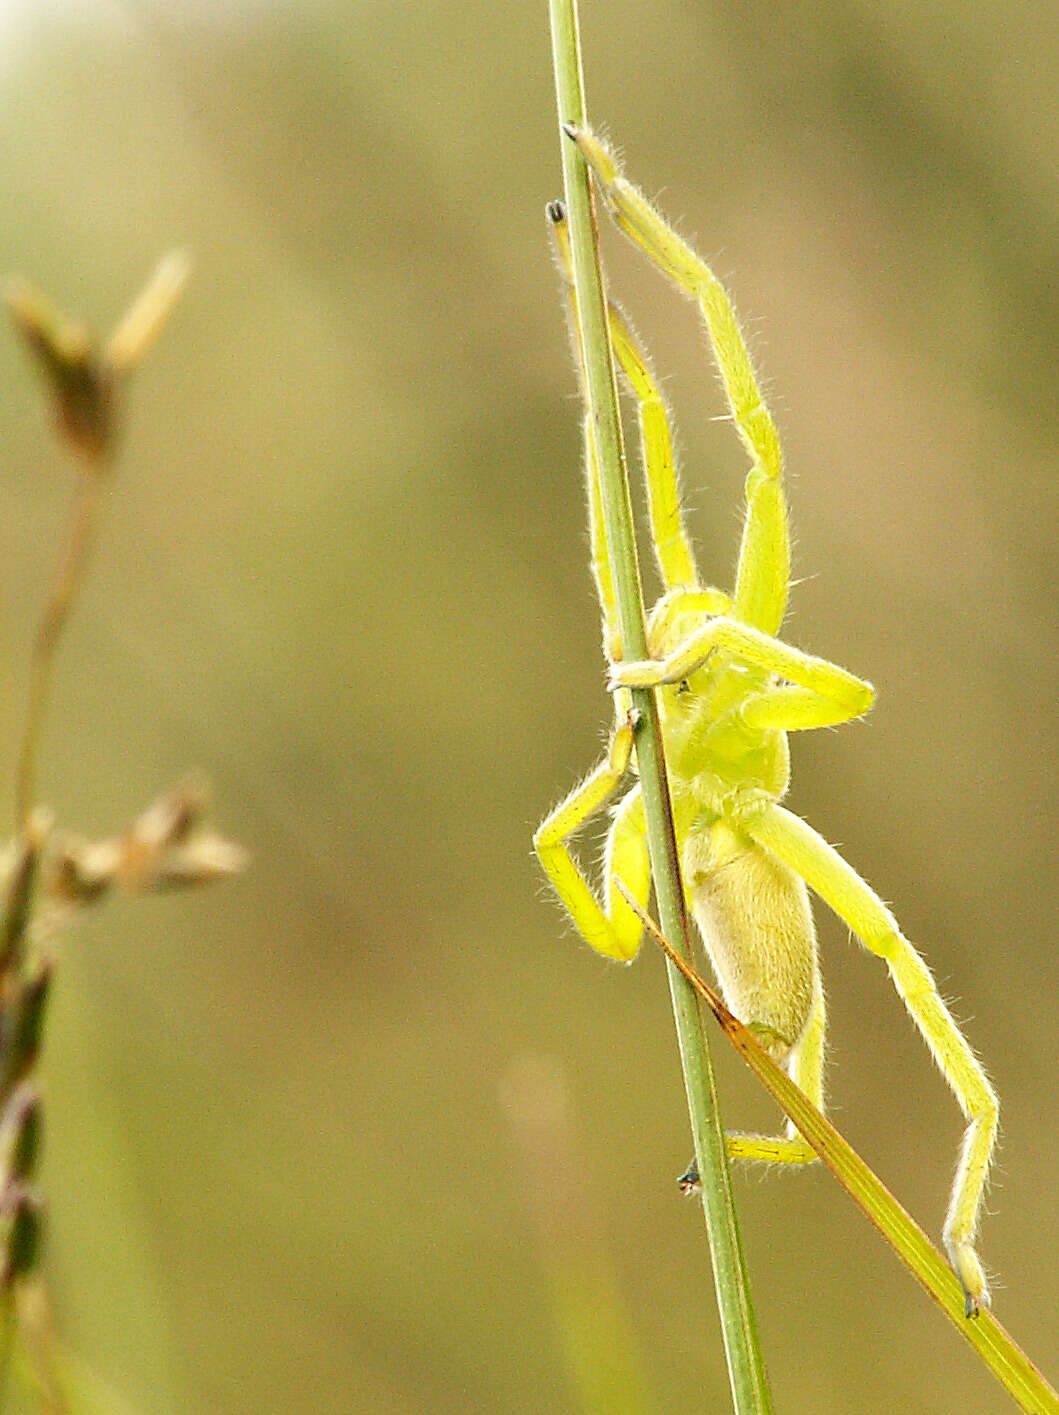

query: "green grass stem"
(547, 3), (773, 1410)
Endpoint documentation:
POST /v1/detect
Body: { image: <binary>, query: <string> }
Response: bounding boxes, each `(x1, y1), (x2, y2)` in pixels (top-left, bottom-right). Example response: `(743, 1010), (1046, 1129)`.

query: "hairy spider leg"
(605, 297), (697, 592)
(548, 204), (709, 621)
(534, 714), (650, 962)
(744, 801), (998, 1315)
(610, 614), (874, 727)
(692, 977), (824, 1168)
(546, 203), (621, 657)
(567, 126), (789, 637)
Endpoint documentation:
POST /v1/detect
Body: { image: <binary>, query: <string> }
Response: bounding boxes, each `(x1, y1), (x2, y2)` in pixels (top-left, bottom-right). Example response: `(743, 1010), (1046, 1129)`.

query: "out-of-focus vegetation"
(0, 2), (1055, 1411)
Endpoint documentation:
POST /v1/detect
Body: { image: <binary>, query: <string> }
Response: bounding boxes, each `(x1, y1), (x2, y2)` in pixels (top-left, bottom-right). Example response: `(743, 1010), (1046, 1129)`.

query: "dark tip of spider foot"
(561, 122), (580, 142)
(964, 1291), (981, 1320)
(677, 1162), (701, 1195)
(546, 200), (565, 223)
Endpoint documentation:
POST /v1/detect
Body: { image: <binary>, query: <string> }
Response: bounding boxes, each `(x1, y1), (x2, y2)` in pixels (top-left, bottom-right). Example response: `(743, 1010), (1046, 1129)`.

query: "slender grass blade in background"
(504, 1058), (659, 1415)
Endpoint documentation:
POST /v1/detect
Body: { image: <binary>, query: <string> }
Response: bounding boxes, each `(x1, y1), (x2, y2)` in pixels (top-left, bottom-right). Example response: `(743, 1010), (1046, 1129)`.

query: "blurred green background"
(0, 1), (1055, 1411)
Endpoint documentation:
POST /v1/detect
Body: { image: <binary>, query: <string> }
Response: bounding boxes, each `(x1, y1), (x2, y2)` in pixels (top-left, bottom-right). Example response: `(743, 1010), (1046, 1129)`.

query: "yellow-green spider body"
(534, 128), (998, 1316)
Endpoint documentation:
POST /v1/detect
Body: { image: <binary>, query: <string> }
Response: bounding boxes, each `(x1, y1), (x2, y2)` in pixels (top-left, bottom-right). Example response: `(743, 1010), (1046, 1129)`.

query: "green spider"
(534, 126), (998, 1317)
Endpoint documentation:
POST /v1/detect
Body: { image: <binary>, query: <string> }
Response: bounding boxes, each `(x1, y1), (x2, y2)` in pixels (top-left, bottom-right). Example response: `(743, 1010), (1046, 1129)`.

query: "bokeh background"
(0, 1), (1055, 1411)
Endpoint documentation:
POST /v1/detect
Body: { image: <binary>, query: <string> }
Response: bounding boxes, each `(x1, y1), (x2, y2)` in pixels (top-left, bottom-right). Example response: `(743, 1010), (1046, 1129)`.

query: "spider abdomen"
(684, 819), (818, 1060)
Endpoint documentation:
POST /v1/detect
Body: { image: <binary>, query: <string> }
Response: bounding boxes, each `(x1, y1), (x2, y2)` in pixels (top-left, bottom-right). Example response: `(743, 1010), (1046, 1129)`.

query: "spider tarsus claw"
(962, 1282), (989, 1319)
(677, 1161), (701, 1195)
(949, 1241), (989, 1318)
(546, 200), (565, 224)
(561, 121), (580, 142)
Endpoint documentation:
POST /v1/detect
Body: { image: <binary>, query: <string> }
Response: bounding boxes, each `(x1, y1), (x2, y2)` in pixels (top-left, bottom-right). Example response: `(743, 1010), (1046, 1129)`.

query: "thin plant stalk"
(505, 1058), (659, 1415)
(547, 3), (773, 1410)
(6, 248), (188, 834)
(16, 470), (103, 830)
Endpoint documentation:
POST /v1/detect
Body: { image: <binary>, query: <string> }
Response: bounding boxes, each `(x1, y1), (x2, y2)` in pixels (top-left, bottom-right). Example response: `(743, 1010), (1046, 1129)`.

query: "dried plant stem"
(0, 253), (240, 1414)
(547, 3), (772, 1411)
(16, 471), (103, 829)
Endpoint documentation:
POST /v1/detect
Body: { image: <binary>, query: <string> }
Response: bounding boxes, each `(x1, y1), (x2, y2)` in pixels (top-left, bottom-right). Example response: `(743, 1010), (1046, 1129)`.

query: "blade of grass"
(547, 3), (773, 1411)
(620, 885), (1059, 1415)
(16, 473), (102, 830)
(504, 1058), (659, 1415)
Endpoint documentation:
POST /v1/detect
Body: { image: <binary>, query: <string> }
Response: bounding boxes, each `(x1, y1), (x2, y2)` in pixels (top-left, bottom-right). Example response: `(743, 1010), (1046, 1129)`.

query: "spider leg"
(568, 127), (789, 635)
(737, 683), (869, 734)
(549, 202), (700, 611)
(742, 801), (998, 1315)
(725, 977), (825, 1164)
(606, 297), (698, 593)
(680, 978), (823, 1189)
(546, 204), (621, 658)
(611, 615), (874, 727)
(534, 716), (650, 961)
